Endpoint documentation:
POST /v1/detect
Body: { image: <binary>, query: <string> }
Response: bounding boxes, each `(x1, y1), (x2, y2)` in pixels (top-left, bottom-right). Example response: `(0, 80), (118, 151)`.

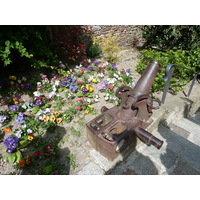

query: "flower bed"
(0, 60), (135, 174)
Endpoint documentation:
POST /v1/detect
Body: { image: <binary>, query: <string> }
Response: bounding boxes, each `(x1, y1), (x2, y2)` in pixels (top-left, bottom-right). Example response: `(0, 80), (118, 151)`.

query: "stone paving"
(76, 80), (200, 175)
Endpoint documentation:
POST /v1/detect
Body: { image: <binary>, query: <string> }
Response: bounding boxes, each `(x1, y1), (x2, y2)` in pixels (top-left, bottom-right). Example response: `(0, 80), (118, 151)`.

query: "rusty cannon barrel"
(134, 127), (163, 149)
(132, 60), (160, 97)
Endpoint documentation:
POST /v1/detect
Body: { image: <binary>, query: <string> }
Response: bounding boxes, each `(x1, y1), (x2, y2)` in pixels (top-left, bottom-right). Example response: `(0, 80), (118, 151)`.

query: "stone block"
(77, 161), (105, 175)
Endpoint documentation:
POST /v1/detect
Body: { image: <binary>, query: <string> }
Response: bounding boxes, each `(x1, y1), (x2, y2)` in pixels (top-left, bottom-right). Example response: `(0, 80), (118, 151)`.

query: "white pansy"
(27, 129), (33, 134)
(52, 85), (57, 92)
(98, 73), (104, 78)
(45, 108), (51, 113)
(39, 116), (43, 121)
(114, 73), (119, 79)
(49, 91), (56, 98)
(15, 130), (23, 138)
(54, 80), (60, 86)
(33, 91), (41, 97)
(86, 99), (91, 103)
(22, 77), (27, 81)
(36, 109), (43, 116)
(18, 80), (22, 84)
(22, 124), (27, 128)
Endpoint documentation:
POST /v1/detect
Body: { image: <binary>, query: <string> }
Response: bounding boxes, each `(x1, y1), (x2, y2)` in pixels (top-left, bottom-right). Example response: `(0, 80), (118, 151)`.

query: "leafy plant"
(136, 48), (199, 93)
(0, 25), (58, 68)
(94, 34), (120, 63)
(141, 25), (200, 51)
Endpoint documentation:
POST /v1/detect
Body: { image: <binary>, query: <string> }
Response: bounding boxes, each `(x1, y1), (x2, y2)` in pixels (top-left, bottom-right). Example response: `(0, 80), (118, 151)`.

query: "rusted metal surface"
(86, 61), (163, 160)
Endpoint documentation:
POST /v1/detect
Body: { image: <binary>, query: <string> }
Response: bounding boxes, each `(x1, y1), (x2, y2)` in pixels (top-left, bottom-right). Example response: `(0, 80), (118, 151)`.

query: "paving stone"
(168, 123), (190, 139)
(173, 117), (200, 145)
(77, 161), (105, 175)
(157, 125), (200, 171)
(172, 160), (200, 175)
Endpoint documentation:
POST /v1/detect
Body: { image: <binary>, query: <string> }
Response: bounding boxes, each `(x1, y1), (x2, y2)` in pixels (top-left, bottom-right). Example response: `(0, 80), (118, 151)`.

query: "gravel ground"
(0, 48), (141, 175)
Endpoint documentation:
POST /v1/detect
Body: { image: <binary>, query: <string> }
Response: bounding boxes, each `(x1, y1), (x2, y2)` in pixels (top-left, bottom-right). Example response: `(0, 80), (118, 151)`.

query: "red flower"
(34, 152), (39, 157)
(39, 151), (44, 155)
(77, 106), (82, 111)
(45, 146), (51, 151)
(49, 153), (54, 157)
(107, 85), (115, 90)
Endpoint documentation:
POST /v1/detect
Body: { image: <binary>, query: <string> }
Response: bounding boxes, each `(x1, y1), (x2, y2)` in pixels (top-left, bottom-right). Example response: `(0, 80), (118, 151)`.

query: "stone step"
(109, 114), (200, 175)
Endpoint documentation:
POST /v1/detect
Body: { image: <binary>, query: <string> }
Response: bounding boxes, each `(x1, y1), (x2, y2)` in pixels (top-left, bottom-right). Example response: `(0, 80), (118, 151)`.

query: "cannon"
(86, 60), (163, 160)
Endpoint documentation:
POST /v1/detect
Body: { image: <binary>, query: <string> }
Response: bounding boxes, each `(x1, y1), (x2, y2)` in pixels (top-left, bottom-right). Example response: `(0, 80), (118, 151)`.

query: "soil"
(0, 47), (142, 175)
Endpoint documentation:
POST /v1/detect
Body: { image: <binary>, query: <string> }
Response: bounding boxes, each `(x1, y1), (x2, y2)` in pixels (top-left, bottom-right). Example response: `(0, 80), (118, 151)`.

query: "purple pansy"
(81, 87), (88, 94)
(8, 105), (20, 111)
(4, 135), (20, 154)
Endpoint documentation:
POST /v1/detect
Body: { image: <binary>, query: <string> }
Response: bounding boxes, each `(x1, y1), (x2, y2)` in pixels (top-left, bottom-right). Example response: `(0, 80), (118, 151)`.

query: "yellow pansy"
(54, 111), (60, 115)
(43, 115), (49, 122)
(28, 135), (34, 141)
(10, 81), (15, 85)
(88, 105), (94, 109)
(84, 110), (89, 114)
(50, 115), (56, 122)
(91, 79), (97, 83)
(56, 118), (62, 124)
(9, 76), (17, 80)
(86, 85), (94, 93)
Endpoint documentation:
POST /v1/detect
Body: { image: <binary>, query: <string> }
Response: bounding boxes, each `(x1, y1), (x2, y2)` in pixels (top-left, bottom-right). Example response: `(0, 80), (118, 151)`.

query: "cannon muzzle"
(134, 127), (163, 149)
(133, 60), (160, 97)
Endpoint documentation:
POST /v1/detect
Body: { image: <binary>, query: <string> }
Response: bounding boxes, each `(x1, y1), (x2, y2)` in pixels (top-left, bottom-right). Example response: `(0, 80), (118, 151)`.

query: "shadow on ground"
(19, 126), (71, 175)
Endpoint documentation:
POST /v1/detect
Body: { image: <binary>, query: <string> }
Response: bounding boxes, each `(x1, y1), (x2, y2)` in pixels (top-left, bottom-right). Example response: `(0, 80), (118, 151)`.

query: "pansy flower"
(56, 118), (62, 124)
(43, 115), (49, 122)
(81, 86), (88, 94)
(8, 105), (20, 111)
(50, 115), (56, 122)
(28, 134), (34, 141)
(18, 160), (25, 167)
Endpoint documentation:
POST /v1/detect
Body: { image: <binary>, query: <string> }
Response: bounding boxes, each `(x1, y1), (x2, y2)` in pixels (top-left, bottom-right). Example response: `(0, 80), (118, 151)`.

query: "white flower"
(0, 115), (6, 123)
(18, 80), (22, 84)
(37, 82), (42, 87)
(22, 77), (27, 81)
(45, 108), (51, 113)
(114, 73), (119, 79)
(98, 73), (104, 78)
(54, 80), (60, 86)
(15, 130), (23, 138)
(27, 129), (33, 134)
(33, 91), (41, 97)
(105, 96), (109, 101)
(108, 78), (115, 84)
(44, 78), (49, 83)
(22, 124), (27, 128)
(49, 91), (56, 98)
(36, 109), (44, 116)
(52, 85), (57, 92)
(86, 99), (91, 103)
(39, 116), (43, 121)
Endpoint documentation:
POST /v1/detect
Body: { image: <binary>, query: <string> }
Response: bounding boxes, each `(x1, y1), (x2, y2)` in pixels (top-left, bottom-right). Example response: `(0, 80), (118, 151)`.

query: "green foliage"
(0, 25), (58, 68)
(141, 25), (200, 51)
(137, 48), (199, 93)
(85, 34), (102, 58)
(86, 43), (102, 58)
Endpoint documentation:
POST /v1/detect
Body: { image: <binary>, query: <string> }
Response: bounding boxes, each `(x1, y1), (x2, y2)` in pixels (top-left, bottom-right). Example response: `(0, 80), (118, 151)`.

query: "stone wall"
(89, 25), (145, 47)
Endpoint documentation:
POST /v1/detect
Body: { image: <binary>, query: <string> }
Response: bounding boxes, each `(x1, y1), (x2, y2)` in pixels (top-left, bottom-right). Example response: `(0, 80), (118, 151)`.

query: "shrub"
(94, 34), (120, 63)
(0, 26), (58, 68)
(55, 26), (90, 65)
(141, 25), (200, 51)
(137, 48), (199, 93)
